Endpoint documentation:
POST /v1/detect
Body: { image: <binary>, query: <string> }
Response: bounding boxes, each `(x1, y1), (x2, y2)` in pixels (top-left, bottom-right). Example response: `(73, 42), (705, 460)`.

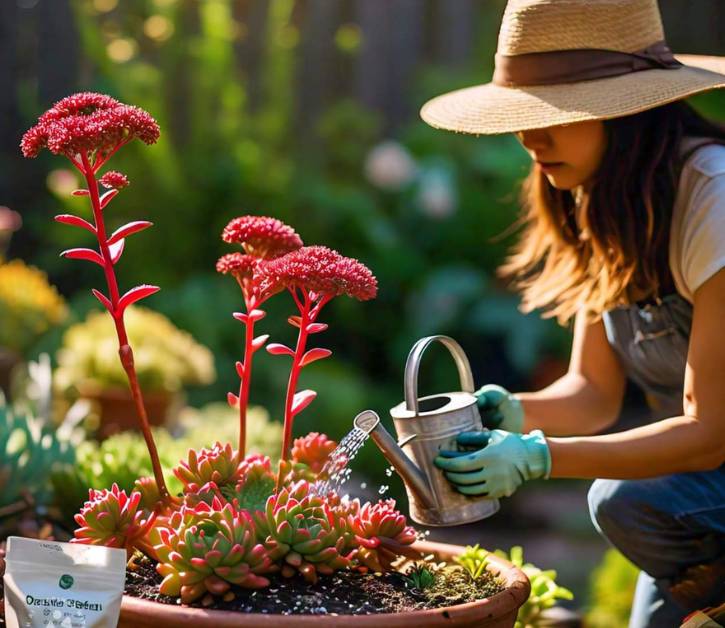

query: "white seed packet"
(3, 536), (127, 628)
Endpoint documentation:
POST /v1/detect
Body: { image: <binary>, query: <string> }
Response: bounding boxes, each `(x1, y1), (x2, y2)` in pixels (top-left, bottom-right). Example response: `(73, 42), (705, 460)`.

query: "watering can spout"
(353, 410), (436, 509)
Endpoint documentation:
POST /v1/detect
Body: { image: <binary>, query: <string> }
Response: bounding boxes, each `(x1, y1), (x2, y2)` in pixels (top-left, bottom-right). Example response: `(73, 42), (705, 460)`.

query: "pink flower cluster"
(21, 92), (159, 161)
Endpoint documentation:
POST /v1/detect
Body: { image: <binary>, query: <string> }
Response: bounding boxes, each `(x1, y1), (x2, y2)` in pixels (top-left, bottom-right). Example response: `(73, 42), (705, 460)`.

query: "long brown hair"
(499, 101), (725, 324)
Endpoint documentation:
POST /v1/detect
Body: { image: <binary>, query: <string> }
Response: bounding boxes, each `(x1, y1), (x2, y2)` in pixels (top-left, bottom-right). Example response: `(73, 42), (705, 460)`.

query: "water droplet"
(360, 482), (367, 489)
(378, 484), (389, 494)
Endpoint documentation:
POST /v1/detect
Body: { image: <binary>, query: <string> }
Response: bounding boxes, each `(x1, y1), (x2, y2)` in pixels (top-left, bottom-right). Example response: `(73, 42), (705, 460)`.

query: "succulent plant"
(0, 400), (75, 509)
(73, 484), (157, 557)
(223, 454), (276, 513)
(174, 441), (243, 492)
(348, 498), (418, 572)
(54, 306), (215, 395)
(155, 498), (273, 603)
(455, 543), (489, 580)
(291, 432), (337, 474)
(402, 562), (437, 590)
(254, 480), (352, 583)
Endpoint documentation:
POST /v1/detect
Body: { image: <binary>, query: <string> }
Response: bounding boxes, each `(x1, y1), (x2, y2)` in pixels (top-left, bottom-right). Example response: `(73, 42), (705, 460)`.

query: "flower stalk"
(21, 93), (169, 503)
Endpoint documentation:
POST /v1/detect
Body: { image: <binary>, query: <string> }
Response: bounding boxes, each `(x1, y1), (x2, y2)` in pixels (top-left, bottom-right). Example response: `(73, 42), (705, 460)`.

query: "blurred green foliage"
(585, 549), (639, 628)
(0, 397), (75, 509)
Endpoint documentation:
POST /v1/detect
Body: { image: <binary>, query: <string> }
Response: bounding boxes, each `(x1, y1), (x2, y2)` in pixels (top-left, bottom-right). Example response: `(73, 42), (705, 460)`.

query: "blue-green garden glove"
(475, 384), (524, 433)
(434, 429), (551, 499)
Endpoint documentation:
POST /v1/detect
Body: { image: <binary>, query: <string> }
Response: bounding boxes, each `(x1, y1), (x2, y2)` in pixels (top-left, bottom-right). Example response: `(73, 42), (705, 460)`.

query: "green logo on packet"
(59, 574), (74, 590)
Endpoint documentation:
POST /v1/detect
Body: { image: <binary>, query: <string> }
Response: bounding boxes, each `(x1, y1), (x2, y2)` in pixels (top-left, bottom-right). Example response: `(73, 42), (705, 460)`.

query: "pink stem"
(79, 151), (170, 503)
(236, 291), (257, 458)
(280, 290), (312, 466)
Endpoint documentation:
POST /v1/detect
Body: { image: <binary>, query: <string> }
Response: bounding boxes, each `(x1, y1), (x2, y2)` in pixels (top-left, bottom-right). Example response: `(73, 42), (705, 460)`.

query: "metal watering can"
(354, 335), (499, 527)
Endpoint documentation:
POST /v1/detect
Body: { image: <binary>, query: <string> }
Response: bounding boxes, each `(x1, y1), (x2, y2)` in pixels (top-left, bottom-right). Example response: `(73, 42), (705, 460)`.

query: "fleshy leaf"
(91, 289), (113, 313)
(235, 361), (245, 378)
(109, 239), (125, 264)
(100, 189), (119, 209)
(233, 312), (248, 324)
(55, 214), (96, 235)
(306, 323), (328, 334)
(60, 247), (104, 266)
(251, 334), (269, 351)
(266, 343), (295, 357)
(300, 348), (332, 367)
(107, 221), (152, 245)
(291, 390), (317, 416)
(249, 309), (266, 322)
(227, 393), (239, 408)
(117, 284), (160, 313)
(288, 316), (302, 328)
(72, 189), (89, 196)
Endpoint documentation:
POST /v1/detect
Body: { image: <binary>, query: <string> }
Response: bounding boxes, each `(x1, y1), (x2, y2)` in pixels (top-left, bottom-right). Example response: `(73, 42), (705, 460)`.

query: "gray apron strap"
(602, 294), (692, 420)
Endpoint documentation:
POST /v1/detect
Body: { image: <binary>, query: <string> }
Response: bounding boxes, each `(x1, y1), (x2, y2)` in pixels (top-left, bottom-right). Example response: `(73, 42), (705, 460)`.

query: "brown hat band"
(493, 40), (683, 87)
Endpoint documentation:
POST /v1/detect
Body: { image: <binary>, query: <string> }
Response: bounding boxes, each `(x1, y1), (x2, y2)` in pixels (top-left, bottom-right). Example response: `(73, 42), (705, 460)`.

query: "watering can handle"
(404, 335), (475, 413)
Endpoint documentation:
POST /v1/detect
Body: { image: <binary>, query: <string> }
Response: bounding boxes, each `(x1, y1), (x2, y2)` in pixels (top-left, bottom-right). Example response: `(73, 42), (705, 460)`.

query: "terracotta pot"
(119, 540), (530, 627)
(79, 385), (171, 439)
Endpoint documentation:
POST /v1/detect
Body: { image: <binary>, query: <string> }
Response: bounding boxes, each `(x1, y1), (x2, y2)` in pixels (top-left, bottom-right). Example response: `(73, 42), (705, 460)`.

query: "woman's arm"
(516, 310), (626, 435)
(549, 268), (725, 478)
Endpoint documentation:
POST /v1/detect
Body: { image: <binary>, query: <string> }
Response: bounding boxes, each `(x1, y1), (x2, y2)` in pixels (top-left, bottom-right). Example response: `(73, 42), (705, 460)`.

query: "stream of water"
(311, 426), (369, 496)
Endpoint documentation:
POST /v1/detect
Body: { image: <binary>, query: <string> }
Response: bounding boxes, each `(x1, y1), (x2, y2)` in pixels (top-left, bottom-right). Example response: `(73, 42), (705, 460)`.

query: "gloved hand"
(434, 429), (551, 499)
(475, 384), (524, 433)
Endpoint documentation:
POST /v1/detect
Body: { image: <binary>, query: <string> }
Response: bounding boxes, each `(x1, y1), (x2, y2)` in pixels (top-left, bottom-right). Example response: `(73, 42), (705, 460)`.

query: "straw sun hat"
(420, 0), (725, 135)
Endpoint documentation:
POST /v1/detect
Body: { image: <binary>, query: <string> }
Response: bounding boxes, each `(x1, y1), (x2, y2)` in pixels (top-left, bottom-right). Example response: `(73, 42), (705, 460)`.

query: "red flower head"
(215, 253), (258, 279)
(21, 92), (160, 159)
(99, 171), (129, 189)
(222, 216), (303, 260)
(291, 432), (338, 474)
(260, 246), (378, 301)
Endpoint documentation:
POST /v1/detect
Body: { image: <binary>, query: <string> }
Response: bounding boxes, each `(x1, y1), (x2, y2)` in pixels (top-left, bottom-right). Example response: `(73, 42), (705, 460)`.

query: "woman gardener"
(423, 1), (725, 625)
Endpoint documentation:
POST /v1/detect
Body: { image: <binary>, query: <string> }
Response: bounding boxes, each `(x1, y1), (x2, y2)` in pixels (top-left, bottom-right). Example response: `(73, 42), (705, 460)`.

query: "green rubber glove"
(475, 384), (524, 433)
(434, 429), (551, 499)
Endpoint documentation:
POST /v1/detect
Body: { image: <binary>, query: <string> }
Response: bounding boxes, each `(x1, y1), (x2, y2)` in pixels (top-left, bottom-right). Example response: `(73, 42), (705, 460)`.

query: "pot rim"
(120, 540), (530, 626)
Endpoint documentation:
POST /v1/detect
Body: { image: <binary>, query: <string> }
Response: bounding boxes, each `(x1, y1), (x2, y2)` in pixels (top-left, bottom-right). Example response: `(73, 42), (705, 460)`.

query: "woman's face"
(514, 120), (608, 190)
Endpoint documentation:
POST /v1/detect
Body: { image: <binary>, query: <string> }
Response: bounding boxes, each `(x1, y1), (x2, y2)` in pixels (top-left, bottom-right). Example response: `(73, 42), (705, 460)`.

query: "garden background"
(1, 0), (724, 622)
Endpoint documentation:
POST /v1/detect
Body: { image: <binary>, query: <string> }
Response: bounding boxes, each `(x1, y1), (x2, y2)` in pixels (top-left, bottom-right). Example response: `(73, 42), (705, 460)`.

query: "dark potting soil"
(125, 556), (505, 615)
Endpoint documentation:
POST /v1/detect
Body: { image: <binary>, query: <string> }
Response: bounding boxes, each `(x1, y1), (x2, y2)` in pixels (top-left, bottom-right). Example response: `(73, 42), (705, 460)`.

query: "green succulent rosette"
(254, 480), (352, 583)
(155, 498), (274, 603)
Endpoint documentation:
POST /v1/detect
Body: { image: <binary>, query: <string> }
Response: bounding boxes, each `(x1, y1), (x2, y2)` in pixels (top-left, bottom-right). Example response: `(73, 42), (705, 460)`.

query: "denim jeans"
(588, 468), (725, 627)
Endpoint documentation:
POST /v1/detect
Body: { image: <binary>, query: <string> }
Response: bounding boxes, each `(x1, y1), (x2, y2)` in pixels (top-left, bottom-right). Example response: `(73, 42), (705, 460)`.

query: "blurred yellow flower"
(0, 260), (67, 353)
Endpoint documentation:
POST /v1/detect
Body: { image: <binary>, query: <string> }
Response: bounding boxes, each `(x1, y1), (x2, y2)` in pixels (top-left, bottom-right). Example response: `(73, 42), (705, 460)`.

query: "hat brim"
(420, 57), (725, 135)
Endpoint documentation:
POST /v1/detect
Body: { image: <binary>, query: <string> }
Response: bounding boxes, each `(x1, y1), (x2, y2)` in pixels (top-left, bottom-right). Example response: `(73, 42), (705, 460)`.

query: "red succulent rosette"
(259, 245), (378, 301)
(73, 483), (157, 556)
(222, 215), (303, 259)
(21, 92), (159, 162)
(291, 432), (338, 474)
(348, 498), (419, 572)
(173, 442), (244, 492)
(99, 170), (129, 189)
